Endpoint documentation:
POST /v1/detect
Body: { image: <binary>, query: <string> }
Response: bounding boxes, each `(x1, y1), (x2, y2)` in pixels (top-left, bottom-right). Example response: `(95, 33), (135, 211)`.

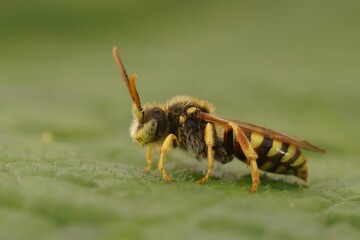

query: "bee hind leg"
(228, 122), (259, 193)
(158, 134), (177, 183)
(196, 123), (215, 184)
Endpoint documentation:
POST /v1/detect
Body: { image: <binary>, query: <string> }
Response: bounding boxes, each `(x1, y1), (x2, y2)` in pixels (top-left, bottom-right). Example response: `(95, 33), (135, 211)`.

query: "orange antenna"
(113, 47), (143, 113)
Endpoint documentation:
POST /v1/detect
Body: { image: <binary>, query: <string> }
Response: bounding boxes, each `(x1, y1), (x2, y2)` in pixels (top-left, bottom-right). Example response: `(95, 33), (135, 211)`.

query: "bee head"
(130, 106), (167, 146)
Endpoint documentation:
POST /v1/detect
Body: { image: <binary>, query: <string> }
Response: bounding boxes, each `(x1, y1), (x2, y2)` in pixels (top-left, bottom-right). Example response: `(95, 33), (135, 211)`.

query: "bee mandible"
(112, 47), (325, 192)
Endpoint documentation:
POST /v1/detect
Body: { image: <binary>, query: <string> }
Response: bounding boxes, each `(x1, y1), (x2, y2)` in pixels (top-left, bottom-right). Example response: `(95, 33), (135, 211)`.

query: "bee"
(112, 47), (325, 192)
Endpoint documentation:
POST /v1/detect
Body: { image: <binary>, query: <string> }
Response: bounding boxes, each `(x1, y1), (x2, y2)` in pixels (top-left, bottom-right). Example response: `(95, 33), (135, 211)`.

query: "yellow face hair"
(131, 119), (158, 146)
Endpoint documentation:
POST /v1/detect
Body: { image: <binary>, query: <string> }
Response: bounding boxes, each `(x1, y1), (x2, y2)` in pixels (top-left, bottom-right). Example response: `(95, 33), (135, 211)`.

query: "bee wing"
(199, 112), (325, 153)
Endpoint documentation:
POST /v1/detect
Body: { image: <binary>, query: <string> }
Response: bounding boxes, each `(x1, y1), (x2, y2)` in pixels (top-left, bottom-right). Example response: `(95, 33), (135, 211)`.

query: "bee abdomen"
(234, 132), (308, 181)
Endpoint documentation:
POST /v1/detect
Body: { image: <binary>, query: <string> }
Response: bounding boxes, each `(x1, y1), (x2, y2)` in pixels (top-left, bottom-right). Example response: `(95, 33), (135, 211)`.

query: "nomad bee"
(113, 47), (325, 192)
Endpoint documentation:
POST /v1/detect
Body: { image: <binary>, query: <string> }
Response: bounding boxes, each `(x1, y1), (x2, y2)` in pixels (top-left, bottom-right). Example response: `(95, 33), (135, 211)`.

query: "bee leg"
(228, 122), (259, 193)
(158, 134), (177, 183)
(144, 147), (152, 172)
(196, 123), (215, 184)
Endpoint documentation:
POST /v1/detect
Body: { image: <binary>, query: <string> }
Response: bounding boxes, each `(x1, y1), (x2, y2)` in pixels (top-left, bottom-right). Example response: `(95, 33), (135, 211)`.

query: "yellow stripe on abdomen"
(267, 140), (282, 157)
(260, 161), (273, 171)
(275, 166), (287, 173)
(280, 145), (296, 163)
(298, 161), (308, 172)
(250, 132), (264, 149)
(290, 154), (305, 167)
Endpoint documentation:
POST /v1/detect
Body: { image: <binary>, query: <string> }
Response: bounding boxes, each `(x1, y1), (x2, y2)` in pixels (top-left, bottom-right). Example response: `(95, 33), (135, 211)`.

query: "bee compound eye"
(154, 108), (162, 114)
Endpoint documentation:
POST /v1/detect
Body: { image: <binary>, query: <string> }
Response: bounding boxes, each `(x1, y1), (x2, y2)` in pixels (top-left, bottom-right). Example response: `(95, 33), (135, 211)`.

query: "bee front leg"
(158, 134), (177, 183)
(144, 147), (152, 172)
(196, 123), (215, 184)
(228, 122), (259, 193)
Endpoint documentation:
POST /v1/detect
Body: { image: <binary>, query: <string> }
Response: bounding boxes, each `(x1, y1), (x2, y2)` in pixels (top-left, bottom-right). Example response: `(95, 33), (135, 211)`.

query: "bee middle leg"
(158, 134), (177, 183)
(196, 123), (215, 184)
(144, 147), (152, 172)
(228, 122), (259, 193)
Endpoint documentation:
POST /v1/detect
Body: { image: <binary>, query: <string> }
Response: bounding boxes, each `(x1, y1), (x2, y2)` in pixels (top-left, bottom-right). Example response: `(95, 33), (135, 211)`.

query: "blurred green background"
(1, 0), (360, 239)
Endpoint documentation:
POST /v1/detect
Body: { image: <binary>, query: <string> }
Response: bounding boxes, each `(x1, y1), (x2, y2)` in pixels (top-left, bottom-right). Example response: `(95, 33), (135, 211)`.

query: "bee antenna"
(113, 47), (143, 114)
